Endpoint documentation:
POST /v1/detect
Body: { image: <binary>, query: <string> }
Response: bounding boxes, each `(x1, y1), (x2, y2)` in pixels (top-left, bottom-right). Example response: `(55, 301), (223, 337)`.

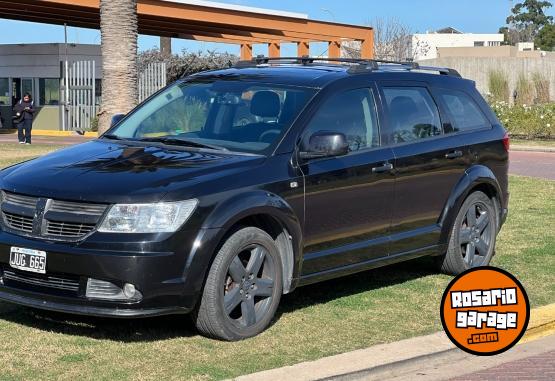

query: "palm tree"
(98, 0), (138, 134)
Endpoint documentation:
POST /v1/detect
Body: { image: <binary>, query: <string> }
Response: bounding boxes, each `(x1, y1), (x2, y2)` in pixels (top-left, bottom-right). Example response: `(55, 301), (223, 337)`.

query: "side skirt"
(297, 245), (440, 287)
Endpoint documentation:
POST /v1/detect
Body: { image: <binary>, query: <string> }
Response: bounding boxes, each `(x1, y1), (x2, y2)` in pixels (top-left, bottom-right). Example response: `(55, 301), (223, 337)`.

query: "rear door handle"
(445, 150), (463, 159)
(372, 162), (394, 173)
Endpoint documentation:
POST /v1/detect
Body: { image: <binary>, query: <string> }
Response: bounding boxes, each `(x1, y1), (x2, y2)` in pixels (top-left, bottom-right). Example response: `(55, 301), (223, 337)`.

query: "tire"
(194, 227), (283, 341)
(439, 191), (498, 275)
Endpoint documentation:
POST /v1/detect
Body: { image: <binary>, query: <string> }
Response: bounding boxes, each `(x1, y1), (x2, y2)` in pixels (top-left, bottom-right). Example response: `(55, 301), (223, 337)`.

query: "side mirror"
(299, 131), (349, 160)
(111, 113), (126, 127)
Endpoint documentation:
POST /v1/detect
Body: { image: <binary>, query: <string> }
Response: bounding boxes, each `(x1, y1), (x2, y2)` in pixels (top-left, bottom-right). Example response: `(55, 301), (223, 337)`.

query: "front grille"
(46, 221), (96, 237)
(49, 200), (107, 216)
(2, 192), (38, 209)
(3, 211), (34, 233)
(2, 267), (80, 295)
(1, 191), (108, 240)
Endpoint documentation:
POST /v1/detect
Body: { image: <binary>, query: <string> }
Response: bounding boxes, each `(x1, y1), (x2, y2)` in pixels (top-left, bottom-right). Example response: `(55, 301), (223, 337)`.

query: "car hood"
(0, 140), (266, 203)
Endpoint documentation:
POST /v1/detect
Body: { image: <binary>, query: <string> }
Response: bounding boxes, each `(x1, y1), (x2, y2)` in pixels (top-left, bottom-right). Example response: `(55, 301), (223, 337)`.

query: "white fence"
(138, 62), (167, 103)
(61, 60), (97, 131)
(61, 61), (167, 131)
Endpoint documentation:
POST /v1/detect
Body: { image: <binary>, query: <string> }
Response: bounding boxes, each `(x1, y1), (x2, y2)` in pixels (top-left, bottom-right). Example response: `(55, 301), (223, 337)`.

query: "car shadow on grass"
(0, 256), (441, 343)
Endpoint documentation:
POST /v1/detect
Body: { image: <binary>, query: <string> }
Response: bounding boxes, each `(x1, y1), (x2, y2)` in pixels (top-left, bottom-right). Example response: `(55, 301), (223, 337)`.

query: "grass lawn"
(0, 144), (553, 381)
(511, 139), (555, 148)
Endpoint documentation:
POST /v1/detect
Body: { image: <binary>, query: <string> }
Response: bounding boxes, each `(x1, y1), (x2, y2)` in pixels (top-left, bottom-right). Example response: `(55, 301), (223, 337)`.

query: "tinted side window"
(303, 88), (379, 152)
(436, 89), (490, 132)
(382, 87), (442, 143)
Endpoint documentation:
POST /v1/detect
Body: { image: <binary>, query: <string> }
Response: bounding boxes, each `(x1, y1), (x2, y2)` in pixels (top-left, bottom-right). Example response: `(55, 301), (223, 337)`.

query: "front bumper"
(0, 227), (222, 318)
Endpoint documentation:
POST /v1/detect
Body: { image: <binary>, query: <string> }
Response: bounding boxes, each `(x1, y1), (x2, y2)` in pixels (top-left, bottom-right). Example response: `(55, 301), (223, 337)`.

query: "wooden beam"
(31, 0), (373, 40)
(268, 42), (281, 58)
(240, 43), (253, 60)
(361, 34), (374, 59)
(1, 0), (375, 51)
(328, 41), (341, 58)
(297, 41), (309, 57)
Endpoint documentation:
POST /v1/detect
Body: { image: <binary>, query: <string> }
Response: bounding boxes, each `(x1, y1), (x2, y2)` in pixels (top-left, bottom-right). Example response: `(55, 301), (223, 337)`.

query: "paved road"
(510, 151), (555, 180)
(336, 334), (555, 381)
(449, 350), (555, 381)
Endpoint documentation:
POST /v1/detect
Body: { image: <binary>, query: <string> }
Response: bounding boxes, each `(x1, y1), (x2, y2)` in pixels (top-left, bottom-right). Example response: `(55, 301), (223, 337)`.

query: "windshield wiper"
(139, 137), (228, 151)
(102, 134), (125, 141)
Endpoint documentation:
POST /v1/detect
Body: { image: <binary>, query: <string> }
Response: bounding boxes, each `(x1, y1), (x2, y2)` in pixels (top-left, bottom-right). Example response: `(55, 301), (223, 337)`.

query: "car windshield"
(106, 79), (315, 155)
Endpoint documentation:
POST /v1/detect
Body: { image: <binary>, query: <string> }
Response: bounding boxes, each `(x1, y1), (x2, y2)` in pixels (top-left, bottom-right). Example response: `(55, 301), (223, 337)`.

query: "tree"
(506, 0), (553, 42)
(138, 49), (238, 84)
(343, 18), (429, 61)
(98, 0), (139, 134)
(535, 23), (555, 50)
(499, 26), (524, 45)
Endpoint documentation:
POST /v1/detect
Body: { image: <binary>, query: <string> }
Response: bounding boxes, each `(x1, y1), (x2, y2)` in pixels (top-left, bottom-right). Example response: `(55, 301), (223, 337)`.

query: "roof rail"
(234, 55), (379, 69)
(233, 56), (461, 77)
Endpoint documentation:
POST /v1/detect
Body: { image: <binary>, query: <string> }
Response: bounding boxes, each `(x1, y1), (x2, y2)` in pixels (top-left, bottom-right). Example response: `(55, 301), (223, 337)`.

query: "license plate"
(9, 247), (47, 274)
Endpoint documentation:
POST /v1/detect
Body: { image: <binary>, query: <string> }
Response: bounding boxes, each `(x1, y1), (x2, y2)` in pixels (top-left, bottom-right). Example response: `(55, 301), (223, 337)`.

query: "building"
(435, 43), (555, 59)
(0, 43), (102, 130)
(411, 27), (504, 61)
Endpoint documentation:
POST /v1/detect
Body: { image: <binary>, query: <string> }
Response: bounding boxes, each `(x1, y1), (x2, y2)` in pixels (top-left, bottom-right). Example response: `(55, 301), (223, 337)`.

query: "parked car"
(0, 57), (509, 341)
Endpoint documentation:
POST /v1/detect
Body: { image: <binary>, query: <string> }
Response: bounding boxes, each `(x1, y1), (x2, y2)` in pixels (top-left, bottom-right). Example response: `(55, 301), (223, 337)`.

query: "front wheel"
(439, 191), (498, 275)
(194, 227), (283, 341)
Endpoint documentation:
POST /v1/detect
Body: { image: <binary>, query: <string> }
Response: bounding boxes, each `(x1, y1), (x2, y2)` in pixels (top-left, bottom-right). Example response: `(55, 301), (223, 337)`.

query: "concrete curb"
(510, 145), (555, 153)
(231, 303), (555, 381)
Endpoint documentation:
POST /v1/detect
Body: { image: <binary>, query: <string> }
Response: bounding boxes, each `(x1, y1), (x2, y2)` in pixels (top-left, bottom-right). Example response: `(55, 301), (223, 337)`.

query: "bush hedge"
(490, 101), (555, 139)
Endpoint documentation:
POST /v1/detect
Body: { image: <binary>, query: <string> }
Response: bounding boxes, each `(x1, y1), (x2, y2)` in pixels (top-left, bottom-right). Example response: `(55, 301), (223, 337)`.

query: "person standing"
(13, 93), (35, 144)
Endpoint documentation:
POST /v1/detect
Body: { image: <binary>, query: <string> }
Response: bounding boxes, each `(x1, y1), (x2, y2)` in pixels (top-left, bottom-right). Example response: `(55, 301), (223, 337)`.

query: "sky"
(0, 0), (553, 56)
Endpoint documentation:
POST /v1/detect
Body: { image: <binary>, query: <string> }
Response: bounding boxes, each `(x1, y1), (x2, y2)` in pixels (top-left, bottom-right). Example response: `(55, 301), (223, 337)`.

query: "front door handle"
(372, 162), (394, 173)
(445, 150), (463, 159)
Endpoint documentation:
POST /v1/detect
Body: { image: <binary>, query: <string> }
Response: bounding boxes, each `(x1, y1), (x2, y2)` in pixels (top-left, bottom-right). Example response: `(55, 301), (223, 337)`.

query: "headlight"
(98, 199), (198, 233)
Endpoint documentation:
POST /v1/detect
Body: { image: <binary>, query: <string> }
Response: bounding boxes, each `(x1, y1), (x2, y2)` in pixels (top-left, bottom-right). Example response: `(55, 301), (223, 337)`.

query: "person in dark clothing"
(13, 93), (35, 144)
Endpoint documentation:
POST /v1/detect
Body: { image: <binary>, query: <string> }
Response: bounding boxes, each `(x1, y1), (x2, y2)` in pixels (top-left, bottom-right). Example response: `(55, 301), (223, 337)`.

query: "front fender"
(438, 165), (503, 246)
(200, 190), (304, 292)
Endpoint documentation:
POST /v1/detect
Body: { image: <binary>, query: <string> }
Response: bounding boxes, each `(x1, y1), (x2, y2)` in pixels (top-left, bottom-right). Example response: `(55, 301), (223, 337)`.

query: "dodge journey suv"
(0, 57), (509, 340)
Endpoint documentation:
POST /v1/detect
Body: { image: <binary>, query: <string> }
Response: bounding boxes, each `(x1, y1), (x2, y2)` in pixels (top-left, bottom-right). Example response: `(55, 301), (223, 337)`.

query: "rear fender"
(438, 165), (502, 246)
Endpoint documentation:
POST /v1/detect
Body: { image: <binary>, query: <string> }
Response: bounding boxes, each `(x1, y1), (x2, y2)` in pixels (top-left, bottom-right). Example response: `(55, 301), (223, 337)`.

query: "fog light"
(86, 278), (142, 301)
(123, 283), (136, 299)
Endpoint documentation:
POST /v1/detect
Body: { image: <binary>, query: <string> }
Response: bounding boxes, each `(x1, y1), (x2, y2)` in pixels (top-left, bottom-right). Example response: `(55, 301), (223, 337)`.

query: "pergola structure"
(0, 0), (374, 59)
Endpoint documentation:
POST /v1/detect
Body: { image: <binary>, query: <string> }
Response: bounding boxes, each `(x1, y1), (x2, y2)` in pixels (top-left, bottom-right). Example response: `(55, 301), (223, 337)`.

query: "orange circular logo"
(440, 267), (529, 356)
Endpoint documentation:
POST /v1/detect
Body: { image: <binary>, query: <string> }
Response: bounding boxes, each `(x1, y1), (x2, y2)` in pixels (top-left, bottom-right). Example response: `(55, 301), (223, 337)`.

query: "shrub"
(488, 70), (510, 103)
(532, 72), (550, 104)
(490, 101), (555, 139)
(515, 73), (534, 106)
(138, 49), (239, 84)
(90, 117), (99, 132)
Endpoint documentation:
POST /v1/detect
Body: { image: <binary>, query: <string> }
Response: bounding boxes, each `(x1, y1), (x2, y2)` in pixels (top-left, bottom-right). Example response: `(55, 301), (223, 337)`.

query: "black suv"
(0, 57), (509, 340)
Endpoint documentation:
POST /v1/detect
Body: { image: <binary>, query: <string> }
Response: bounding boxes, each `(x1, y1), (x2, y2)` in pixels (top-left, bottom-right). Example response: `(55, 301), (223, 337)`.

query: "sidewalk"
(232, 304), (555, 381)
(0, 132), (92, 146)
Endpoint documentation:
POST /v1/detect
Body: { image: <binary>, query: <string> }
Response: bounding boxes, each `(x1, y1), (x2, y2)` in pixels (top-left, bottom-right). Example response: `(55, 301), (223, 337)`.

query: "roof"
(435, 27), (463, 34)
(162, 0), (308, 19)
(190, 61), (468, 88)
(192, 65), (349, 88)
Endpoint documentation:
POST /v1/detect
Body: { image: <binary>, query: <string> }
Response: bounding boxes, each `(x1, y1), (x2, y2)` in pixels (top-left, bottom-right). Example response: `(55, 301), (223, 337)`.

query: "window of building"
(474, 41), (485, 47)
(0, 78), (9, 105)
(435, 89), (490, 132)
(303, 88), (379, 152)
(382, 87), (442, 143)
(39, 78), (60, 106)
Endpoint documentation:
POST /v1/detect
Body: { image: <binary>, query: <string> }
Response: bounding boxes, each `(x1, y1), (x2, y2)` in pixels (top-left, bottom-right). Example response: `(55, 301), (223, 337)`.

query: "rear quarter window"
(435, 88), (490, 132)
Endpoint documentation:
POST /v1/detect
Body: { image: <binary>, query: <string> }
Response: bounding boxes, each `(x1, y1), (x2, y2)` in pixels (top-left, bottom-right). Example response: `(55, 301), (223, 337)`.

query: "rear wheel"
(439, 191), (497, 275)
(194, 227), (282, 341)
